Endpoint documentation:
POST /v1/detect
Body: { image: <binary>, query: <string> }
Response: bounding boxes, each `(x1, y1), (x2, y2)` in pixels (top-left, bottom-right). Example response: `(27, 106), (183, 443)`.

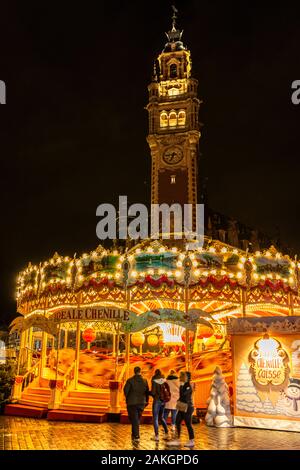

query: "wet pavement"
(1, 416), (300, 450)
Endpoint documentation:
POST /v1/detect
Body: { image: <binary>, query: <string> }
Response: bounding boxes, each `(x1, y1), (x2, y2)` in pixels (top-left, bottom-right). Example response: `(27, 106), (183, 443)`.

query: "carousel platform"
(47, 409), (107, 423)
(5, 403), (108, 423)
(4, 403), (48, 419)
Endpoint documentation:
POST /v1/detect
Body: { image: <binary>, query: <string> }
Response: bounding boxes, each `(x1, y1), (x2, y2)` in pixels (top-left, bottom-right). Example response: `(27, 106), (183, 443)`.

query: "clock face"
(163, 147), (183, 165)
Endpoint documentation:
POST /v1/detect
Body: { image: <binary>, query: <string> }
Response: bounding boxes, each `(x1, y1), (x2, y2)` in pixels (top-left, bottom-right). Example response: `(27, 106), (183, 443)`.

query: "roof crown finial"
(165, 4), (184, 46)
(171, 5), (178, 31)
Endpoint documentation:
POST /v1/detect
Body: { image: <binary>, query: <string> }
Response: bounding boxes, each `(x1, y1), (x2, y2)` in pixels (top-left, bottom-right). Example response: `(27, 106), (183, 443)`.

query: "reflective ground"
(1, 416), (300, 450)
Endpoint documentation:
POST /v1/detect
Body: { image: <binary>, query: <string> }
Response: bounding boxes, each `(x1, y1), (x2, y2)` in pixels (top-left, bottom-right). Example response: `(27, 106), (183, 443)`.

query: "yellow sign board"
(231, 324), (300, 431)
(249, 335), (289, 390)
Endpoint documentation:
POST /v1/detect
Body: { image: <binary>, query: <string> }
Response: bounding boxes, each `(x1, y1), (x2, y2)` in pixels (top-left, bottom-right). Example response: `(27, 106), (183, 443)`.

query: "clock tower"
(146, 8), (201, 232)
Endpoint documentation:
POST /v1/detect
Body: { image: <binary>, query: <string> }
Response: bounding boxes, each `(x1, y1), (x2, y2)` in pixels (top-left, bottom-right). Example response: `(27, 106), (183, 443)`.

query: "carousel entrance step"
(18, 398), (49, 408)
(59, 403), (108, 413)
(21, 392), (50, 403)
(47, 409), (107, 423)
(20, 385), (52, 407)
(26, 387), (51, 396)
(63, 396), (109, 406)
(68, 390), (109, 399)
(4, 403), (48, 418)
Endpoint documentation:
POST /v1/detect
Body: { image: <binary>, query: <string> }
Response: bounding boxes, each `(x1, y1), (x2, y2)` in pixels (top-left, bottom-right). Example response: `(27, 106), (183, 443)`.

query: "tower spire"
(171, 5), (178, 31)
(165, 5), (183, 47)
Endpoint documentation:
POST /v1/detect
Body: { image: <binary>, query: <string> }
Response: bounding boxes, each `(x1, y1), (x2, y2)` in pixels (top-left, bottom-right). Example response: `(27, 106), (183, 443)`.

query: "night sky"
(0, 1), (300, 325)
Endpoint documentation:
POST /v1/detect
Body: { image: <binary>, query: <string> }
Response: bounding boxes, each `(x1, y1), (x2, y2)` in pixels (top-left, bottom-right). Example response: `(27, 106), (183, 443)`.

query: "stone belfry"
(146, 6), (201, 234)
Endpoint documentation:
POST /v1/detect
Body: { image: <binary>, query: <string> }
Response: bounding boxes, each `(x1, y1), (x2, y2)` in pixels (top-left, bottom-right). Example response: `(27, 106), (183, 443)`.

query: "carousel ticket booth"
(229, 316), (300, 432)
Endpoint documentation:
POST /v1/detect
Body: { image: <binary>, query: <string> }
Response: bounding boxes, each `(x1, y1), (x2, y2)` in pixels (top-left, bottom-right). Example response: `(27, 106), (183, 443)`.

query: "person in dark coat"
(124, 366), (149, 441)
(167, 371), (195, 448)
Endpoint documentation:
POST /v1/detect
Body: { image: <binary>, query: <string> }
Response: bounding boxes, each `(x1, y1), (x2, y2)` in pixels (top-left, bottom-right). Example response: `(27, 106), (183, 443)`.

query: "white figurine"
(205, 366), (232, 427)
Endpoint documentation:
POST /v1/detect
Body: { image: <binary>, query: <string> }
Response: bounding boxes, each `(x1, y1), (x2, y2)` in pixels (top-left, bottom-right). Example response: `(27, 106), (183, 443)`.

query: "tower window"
(178, 110), (186, 126)
(170, 63), (177, 78)
(169, 111), (177, 127)
(160, 111), (168, 128)
(171, 175), (176, 184)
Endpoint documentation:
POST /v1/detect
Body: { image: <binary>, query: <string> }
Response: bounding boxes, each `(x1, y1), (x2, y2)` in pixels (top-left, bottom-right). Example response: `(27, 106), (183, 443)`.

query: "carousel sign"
(249, 334), (290, 390)
(50, 306), (212, 332)
(51, 307), (130, 322)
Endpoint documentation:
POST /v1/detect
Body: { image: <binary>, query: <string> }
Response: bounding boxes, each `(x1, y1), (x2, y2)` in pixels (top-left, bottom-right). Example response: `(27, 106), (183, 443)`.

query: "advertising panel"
(230, 317), (300, 431)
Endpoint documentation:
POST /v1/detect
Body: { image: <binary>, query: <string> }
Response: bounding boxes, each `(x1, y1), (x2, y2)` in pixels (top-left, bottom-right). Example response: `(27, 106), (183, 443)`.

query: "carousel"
(6, 238), (300, 421)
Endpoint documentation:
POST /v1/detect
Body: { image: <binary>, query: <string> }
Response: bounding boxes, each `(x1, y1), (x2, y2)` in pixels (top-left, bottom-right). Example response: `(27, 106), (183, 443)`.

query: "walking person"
(167, 371), (195, 448)
(124, 366), (149, 442)
(150, 369), (170, 441)
(163, 369), (180, 432)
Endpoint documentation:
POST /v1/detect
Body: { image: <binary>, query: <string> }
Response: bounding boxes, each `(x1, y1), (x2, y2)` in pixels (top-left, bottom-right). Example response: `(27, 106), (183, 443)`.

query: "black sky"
(0, 1), (300, 324)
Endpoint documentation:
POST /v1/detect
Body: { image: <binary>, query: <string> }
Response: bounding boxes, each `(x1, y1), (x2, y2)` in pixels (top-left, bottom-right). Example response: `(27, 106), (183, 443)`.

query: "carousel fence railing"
(25, 346), (40, 367)
(16, 347), (26, 375)
(62, 361), (75, 391)
(17, 346), (40, 375)
(46, 361), (76, 408)
(21, 359), (41, 391)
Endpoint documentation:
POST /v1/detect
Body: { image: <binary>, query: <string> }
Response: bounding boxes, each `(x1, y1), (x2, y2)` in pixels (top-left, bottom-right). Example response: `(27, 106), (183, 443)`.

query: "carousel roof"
(16, 237), (300, 321)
